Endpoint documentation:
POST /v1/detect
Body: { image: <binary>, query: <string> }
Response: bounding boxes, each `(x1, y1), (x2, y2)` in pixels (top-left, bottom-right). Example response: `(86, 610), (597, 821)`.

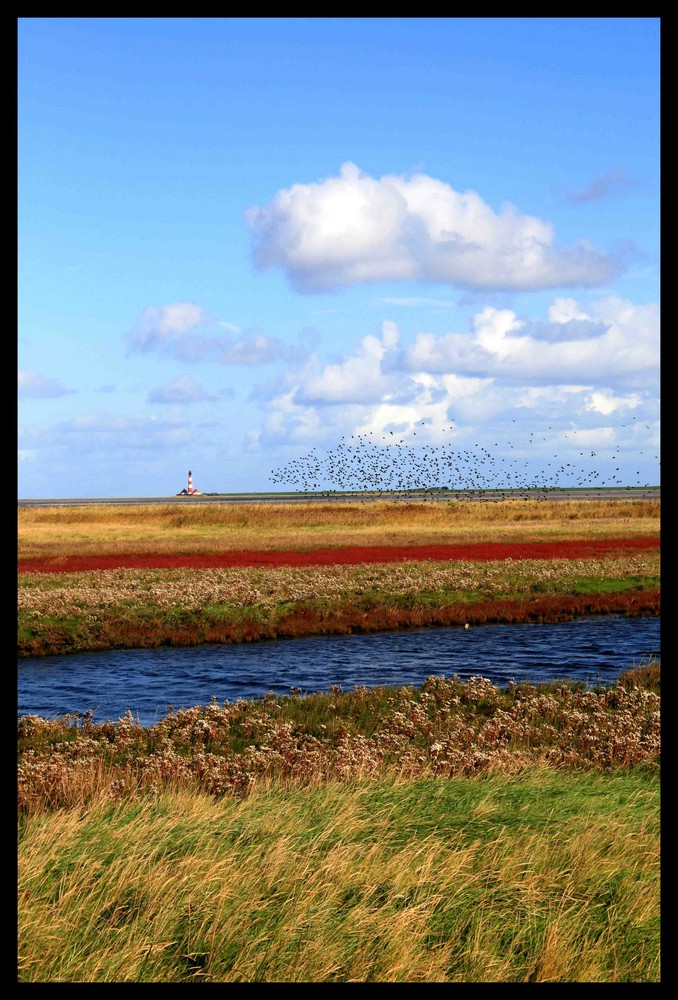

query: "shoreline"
(18, 589), (660, 659)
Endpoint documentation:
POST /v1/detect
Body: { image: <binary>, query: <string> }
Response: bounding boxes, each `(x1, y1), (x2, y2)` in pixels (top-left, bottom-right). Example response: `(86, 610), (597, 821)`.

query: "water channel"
(17, 615), (660, 728)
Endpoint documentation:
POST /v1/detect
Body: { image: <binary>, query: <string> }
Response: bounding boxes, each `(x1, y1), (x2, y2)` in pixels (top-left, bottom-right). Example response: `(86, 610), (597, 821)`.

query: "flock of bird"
(269, 421), (659, 499)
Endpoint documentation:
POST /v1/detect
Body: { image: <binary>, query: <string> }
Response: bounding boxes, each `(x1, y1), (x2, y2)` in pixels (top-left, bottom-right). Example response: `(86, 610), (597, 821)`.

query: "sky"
(18, 17), (660, 498)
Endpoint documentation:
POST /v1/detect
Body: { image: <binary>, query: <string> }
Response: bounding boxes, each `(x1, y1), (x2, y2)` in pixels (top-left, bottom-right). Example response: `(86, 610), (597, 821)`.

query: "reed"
(18, 766), (659, 982)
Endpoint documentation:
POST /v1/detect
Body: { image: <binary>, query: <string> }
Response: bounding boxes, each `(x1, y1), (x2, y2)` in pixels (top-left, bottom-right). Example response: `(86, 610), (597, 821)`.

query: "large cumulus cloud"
(246, 162), (623, 293)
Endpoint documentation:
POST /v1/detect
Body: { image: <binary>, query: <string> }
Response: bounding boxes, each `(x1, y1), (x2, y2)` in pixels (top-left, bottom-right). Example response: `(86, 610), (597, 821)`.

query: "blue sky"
(18, 17), (660, 498)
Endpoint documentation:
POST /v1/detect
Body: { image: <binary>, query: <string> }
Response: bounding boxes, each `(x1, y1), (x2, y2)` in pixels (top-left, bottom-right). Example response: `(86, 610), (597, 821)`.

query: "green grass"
(568, 576), (658, 594)
(18, 768), (660, 982)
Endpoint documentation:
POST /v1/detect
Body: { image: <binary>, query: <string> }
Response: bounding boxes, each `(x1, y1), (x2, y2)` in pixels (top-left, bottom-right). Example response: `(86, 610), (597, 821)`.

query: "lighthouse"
(176, 469), (202, 496)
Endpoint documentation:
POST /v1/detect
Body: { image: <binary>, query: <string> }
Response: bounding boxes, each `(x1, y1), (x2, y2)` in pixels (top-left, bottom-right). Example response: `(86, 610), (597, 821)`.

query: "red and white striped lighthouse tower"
(185, 470), (201, 495)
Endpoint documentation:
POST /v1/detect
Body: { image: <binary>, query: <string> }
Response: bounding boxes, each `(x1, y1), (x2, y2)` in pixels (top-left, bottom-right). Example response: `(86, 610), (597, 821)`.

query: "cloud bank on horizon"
(18, 17), (659, 498)
(248, 296), (657, 452)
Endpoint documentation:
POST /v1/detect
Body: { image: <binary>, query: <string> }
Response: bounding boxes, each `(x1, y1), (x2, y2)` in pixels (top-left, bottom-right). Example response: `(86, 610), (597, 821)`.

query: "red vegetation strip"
(18, 537), (659, 574)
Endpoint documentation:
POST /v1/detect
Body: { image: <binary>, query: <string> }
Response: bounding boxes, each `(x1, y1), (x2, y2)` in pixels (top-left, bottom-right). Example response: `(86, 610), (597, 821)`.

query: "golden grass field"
(17, 497), (661, 558)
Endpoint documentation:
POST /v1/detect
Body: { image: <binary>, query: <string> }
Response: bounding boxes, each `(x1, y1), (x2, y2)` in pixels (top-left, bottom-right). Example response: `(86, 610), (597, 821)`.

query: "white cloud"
(564, 167), (636, 204)
(294, 322), (400, 405)
(18, 369), (76, 399)
(128, 302), (306, 366)
(217, 332), (300, 366)
(562, 426), (617, 447)
(255, 323), (497, 452)
(246, 161), (622, 293)
(472, 308), (525, 358)
(251, 291), (658, 489)
(354, 402), (429, 439)
(584, 390), (642, 416)
(548, 298), (590, 323)
(148, 375), (216, 404)
(399, 296), (659, 389)
(131, 303), (210, 351)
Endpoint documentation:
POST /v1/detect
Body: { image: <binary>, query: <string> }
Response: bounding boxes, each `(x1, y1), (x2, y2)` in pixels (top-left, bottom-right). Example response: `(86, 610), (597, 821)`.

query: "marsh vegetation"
(17, 498), (661, 982)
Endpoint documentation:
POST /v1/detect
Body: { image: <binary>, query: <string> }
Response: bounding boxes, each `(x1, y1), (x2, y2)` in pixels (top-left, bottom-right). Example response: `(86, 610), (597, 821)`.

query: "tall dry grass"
(18, 769), (660, 982)
(17, 499), (661, 558)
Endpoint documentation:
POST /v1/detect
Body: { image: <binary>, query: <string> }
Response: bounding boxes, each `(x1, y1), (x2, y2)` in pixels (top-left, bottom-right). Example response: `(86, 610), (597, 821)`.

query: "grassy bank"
(18, 551), (659, 657)
(18, 665), (661, 813)
(18, 666), (660, 982)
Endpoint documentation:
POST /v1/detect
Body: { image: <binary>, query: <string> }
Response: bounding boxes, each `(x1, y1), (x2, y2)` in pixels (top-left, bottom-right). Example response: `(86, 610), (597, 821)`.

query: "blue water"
(17, 615), (660, 728)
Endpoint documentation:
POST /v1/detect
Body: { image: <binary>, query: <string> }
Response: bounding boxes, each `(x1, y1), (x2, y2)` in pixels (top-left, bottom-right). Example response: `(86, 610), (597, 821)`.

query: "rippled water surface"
(18, 615), (660, 727)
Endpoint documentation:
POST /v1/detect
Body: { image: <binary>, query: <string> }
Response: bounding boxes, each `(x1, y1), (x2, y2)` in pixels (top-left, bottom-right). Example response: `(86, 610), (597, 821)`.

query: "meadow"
(17, 497), (661, 982)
